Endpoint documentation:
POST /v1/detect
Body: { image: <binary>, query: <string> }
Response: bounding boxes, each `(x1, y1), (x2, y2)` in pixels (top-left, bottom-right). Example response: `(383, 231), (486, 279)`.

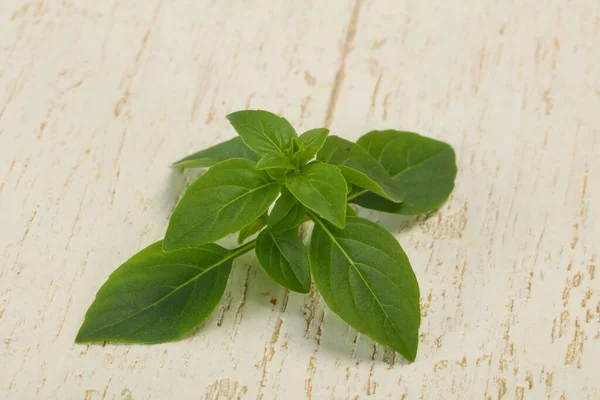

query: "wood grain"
(1, 0), (598, 399)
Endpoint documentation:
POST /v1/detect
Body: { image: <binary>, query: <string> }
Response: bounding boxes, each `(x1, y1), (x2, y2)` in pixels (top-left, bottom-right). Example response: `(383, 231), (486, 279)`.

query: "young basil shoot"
(76, 110), (457, 362)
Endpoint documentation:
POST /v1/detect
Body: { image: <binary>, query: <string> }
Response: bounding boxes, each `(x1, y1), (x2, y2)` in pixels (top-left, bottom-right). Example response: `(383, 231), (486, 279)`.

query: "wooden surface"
(1, 0), (599, 399)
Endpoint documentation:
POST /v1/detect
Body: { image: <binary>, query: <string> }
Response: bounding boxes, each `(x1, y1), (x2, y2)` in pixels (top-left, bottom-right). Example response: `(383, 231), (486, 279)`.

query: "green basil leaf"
(346, 204), (357, 217)
(309, 216), (420, 361)
(170, 137), (258, 168)
(237, 213), (267, 244)
(268, 190), (307, 232)
(293, 128), (330, 166)
(256, 152), (295, 170)
(164, 159), (280, 251)
(316, 136), (404, 203)
(265, 168), (287, 182)
(256, 229), (311, 293)
(285, 162), (347, 228)
(226, 110), (297, 156)
(355, 130), (457, 215)
(76, 241), (234, 343)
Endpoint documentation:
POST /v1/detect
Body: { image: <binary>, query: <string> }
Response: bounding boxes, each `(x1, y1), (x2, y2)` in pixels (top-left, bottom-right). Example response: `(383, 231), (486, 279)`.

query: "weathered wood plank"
(0, 0), (598, 399)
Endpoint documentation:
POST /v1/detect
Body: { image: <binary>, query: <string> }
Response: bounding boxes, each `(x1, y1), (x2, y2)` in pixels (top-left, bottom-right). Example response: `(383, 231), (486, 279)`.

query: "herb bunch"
(76, 110), (457, 362)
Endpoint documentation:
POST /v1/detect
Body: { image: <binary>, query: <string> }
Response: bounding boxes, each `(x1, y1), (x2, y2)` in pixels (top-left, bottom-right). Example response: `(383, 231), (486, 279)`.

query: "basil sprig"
(77, 110), (457, 362)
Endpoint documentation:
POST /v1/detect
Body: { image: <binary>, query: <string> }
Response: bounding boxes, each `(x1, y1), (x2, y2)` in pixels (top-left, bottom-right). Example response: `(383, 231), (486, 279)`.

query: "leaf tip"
(405, 347), (418, 363)
(335, 209), (348, 229)
(225, 110), (243, 121)
(74, 327), (92, 344)
(398, 338), (419, 362)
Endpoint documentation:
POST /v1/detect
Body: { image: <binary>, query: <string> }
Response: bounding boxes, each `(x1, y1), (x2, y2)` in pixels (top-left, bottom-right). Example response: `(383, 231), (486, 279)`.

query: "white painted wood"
(1, 0), (598, 398)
